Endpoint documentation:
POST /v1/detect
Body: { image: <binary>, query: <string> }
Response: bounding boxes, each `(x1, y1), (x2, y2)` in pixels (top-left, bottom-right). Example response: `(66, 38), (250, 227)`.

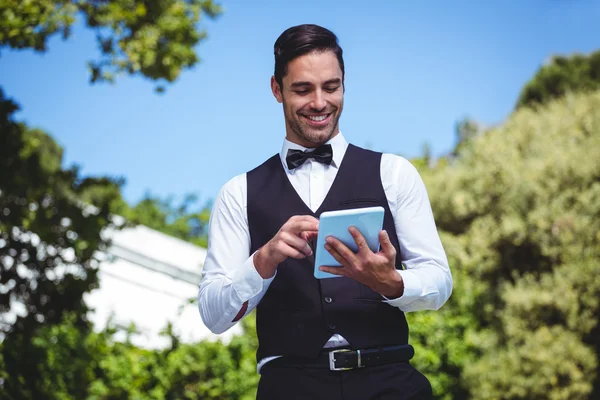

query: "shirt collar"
(279, 132), (348, 173)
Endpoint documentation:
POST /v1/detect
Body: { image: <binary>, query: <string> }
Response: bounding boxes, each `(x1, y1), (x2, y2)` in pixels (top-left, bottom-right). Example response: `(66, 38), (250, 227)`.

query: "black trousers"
(256, 361), (433, 400)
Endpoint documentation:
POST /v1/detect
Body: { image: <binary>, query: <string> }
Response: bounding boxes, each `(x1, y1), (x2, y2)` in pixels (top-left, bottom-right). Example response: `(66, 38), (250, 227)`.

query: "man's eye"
(295, 90), (309, 95)
(325, 86), (339, 93)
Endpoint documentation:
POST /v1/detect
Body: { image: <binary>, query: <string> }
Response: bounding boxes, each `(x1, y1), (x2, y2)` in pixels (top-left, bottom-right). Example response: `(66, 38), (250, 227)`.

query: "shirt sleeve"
(197, 173), (276, 334)
(380, 154), (453, 312)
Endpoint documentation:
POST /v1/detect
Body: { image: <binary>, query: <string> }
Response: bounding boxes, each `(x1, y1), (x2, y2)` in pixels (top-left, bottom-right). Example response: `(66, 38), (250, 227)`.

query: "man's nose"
(310, 90), (327, 110)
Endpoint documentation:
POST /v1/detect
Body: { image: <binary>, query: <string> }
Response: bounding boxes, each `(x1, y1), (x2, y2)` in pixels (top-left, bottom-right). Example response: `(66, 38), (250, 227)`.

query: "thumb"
(379, 230), (396, 258)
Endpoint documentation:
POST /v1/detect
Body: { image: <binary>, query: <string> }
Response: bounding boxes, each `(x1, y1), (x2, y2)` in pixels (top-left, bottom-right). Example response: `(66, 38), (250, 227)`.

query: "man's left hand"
(319, 227), (404, 299)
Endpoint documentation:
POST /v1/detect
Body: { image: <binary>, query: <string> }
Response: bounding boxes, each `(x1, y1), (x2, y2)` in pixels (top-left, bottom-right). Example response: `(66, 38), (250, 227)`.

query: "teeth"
(308, 114), (328, 122)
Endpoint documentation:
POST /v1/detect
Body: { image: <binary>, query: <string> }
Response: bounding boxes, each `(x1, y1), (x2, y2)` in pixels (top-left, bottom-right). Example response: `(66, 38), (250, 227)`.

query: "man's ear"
(271, 76), (283, 103)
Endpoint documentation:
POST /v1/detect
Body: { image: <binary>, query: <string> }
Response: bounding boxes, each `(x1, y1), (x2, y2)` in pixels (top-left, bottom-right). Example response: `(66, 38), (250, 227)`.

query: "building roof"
(85, 222), (241, 349)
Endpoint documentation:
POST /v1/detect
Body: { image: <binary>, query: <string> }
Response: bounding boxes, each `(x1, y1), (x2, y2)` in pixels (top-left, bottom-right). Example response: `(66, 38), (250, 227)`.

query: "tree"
(409, 90), (600, 399)
(515, 50), (600, 110)
(0, 90), (125, 333)
(0, 0), (220, 325)
(0, 92), (239, 399)
(1, 2), (223, 396)
(126, 193), (211, 248)
(0, 0), (222, 90)
(0, 0), (222, 328)
(0, 89), (128, 397)
(451, 117), (481, 158)
(0, 309), (260, 399)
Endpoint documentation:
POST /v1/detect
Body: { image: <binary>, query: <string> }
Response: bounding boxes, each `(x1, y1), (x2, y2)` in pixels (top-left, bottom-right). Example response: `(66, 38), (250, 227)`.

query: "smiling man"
(198, 24), (452, 399)
(273, 48), (343, 148)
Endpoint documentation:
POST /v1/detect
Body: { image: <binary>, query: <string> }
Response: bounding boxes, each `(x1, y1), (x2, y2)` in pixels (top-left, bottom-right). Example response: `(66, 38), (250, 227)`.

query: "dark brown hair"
(273, 24), (345, 86)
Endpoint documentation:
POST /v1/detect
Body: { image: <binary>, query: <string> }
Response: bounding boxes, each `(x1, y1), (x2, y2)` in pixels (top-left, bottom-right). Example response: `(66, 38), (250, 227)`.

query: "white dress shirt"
(198, 132), (452, 372)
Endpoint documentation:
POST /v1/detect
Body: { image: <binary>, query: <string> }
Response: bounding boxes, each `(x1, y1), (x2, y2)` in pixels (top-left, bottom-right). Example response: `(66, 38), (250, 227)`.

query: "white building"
(84, 222), (241, 349)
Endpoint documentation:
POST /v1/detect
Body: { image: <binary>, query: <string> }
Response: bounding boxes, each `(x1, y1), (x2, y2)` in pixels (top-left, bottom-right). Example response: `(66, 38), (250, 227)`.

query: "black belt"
(265, 344), (415, 372)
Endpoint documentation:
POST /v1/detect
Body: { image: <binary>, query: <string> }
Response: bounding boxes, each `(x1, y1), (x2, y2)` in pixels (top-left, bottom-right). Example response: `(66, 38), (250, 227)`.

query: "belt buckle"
(329, 349), (354, 371)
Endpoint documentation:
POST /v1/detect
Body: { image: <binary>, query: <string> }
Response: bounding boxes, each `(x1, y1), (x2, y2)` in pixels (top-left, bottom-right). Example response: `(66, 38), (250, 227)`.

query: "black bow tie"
(286, 144), (333, 170)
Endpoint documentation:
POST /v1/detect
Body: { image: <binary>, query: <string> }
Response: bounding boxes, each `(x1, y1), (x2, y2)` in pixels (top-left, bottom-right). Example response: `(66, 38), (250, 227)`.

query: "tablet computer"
(314, 206), (385, 279)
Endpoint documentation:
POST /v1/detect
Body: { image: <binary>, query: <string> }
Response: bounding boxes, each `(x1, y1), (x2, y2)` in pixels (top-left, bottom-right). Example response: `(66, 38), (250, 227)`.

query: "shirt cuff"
(382, 269), (422, 307)
(231, 250), (276, 301)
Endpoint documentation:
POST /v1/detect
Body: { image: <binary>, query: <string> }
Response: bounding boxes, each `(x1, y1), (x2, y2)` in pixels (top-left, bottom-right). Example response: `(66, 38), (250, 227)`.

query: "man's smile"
(301, 112), (333, 126)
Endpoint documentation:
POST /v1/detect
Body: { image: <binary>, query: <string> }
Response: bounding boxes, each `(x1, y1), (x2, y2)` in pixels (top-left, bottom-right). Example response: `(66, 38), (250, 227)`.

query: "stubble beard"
(284, 103), (343, 147)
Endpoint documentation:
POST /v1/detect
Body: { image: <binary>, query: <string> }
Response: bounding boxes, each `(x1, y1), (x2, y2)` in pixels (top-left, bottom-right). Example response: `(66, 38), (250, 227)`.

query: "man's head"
(271, 24), (345, 148)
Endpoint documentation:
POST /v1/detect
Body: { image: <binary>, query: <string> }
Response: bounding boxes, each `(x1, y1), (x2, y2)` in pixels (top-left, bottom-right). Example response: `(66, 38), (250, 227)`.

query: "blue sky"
(1, 0), (599, 207)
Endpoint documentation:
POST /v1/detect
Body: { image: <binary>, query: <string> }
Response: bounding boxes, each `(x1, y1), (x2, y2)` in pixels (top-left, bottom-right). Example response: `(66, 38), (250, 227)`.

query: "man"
(198, 24), (452, 399)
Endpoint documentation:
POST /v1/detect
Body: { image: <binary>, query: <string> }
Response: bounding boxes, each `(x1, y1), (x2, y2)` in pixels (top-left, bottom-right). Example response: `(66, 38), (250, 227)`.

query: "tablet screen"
(314, 206), (384, 279)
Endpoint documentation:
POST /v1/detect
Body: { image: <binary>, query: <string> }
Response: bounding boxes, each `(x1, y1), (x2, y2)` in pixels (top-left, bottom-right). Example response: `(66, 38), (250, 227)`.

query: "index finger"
(289, 215), (319, 225)
(285, 220), (319, 233)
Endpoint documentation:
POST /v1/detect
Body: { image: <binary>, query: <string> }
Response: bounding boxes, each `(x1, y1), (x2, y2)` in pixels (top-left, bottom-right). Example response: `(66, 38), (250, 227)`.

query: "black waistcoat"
(247, 144), (409, 361)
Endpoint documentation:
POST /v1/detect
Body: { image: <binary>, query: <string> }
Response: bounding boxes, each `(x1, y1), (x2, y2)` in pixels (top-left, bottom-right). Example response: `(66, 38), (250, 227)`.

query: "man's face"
(271, 51), (344, 148)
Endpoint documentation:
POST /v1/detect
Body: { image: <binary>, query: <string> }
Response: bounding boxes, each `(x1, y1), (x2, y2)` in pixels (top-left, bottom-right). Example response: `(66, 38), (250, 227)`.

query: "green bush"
(516, 50), (600, 110)
(408, 91), (600, 399)
(0, 312), (259, 399)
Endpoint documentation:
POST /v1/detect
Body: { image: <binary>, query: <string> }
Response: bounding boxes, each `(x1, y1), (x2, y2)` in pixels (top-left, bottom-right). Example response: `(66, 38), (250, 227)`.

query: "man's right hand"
(254, 215), (319, 279)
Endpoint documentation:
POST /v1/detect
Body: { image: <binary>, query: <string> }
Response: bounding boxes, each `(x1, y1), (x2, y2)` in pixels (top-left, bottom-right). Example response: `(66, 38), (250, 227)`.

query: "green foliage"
(160, 331), (259, 399)
(0, 310), (259, 399)
(409, 90), (600, 399)
(0, 0), (222, 88)
(0, 94), (210, 398)
(516, 50), (600, 110)
(125, 193), (211, 248)
(0, 90), (227, 397)
(1, 312), (100, 399)
(406, 261), (478, 400)
(0, 89), (123, 335)
(451, 117), (481, 158)
(1, 1), (225, 396)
